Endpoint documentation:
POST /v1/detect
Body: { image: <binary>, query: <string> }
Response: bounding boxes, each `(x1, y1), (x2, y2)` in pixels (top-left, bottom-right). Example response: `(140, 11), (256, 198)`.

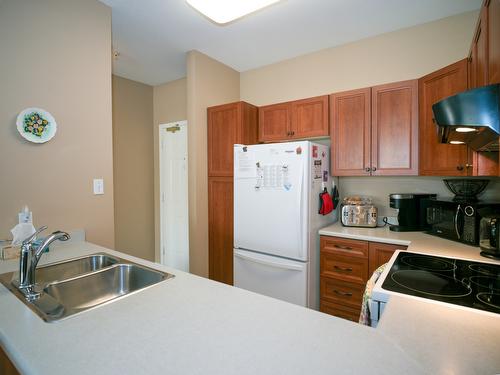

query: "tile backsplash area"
(338, 176), (500, 217)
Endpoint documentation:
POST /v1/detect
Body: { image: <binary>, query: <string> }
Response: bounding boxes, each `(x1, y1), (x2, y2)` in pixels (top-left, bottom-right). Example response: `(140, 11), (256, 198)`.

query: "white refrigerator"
(233, 141), (336, 309)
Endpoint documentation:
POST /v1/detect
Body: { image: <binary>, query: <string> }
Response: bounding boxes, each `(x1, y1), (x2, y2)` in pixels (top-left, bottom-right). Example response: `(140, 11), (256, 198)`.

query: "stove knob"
(464, 206), (474, 217)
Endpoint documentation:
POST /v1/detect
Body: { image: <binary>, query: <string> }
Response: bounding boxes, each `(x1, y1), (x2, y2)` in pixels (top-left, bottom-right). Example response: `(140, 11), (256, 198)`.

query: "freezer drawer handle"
(333, 265), (353, 272)
(235, 251), (303, 271)
(333, 290), (353, 297)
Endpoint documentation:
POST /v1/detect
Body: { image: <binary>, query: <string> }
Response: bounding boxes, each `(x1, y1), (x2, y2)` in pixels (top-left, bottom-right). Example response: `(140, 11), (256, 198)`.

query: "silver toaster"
(340, 196), (378, 228)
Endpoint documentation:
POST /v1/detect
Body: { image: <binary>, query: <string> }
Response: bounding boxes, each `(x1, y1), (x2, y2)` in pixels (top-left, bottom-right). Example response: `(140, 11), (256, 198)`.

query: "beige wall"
(240, 11), (479, 105)
(112, 76), (154, 260)
(238, 10), (493, 216)
(186, 51), (240, 277)
(0, 0), (114, 247)
(153, 78), (187, 261)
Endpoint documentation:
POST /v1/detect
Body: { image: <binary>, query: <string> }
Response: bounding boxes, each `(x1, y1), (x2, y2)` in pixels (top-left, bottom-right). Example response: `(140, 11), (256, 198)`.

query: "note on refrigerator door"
(236, 148), (256, 178)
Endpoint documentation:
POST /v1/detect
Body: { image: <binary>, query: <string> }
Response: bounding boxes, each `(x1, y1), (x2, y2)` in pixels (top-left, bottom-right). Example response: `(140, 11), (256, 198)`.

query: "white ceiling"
(101, 0), (482, 86)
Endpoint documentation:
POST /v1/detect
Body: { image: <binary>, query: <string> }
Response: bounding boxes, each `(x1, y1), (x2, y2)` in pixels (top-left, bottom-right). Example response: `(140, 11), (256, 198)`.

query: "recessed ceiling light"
(455, 127), (477, 133)
(186, 0), (281, 25)
(449, 140), (465, 144)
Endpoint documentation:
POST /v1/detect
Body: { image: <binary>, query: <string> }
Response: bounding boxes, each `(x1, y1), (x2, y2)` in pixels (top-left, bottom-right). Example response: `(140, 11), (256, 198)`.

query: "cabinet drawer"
(320, 300), (360, 323)
(321, 236), (368, 258)
(321, 277), (365, 308)
(321, 252), (368, 283)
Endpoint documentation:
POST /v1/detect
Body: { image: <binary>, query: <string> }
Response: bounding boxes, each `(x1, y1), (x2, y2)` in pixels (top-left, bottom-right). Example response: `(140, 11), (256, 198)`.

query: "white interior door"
(159, 121), (189, 271)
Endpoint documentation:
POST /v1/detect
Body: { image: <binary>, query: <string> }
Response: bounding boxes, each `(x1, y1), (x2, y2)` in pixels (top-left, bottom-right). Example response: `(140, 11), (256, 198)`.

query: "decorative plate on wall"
(16, 108), (57, 143)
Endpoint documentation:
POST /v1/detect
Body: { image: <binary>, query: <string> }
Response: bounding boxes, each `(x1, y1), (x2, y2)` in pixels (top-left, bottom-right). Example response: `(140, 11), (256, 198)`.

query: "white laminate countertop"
(0, 241), (499, 374)
(319, 222), (500, 264)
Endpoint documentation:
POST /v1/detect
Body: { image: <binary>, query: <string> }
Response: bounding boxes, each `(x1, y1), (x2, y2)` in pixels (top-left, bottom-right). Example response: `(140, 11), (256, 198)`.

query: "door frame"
(159, 120), (189, 269)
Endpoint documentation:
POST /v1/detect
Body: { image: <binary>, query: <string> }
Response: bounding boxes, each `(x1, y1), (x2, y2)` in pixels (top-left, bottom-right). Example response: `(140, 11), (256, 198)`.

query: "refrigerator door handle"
(234, 250), (303, 271)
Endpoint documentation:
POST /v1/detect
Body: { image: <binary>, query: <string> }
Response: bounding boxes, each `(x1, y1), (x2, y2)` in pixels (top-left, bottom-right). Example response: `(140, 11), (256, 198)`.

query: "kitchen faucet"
(16, 226), (70, 300)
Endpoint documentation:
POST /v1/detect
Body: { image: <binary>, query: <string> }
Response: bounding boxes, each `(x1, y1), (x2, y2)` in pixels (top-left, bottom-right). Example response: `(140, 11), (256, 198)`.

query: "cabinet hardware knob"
(465, 164), (473, 169)
(457, 165), (464, 171)
(372, 167), (377, 172)
(334, 265), (353, 272)
(291, 131), (295, 136)
(365, 167), (371, 172)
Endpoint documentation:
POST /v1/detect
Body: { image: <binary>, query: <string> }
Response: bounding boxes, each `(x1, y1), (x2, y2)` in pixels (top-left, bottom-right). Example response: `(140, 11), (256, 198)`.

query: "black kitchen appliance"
(432, 83), (500, 152)
(382, 251), (500, 315)
(389, 193), (436, 232)
(426, 199), (500, 246)
(443, 178), (489, 202)
(480, 214), (500, 260)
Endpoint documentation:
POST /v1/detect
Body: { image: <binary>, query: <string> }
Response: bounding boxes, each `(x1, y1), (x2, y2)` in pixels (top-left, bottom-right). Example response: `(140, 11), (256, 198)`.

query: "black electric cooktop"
(382, 252), (500, 315)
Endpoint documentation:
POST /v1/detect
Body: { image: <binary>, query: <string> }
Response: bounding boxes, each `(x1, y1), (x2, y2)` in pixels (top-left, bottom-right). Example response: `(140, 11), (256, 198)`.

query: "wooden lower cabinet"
(321, 277), (365, 308)
(208, 177), (234, 285)
(0, 346), (19, 375)
(368, 242), (408, 276)
(320, 300), (360, 323)
(320, 235), (407, 323)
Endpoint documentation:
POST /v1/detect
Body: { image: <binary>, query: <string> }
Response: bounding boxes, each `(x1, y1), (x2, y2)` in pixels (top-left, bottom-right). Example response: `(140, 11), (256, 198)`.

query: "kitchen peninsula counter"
(0, 240), (498, 374)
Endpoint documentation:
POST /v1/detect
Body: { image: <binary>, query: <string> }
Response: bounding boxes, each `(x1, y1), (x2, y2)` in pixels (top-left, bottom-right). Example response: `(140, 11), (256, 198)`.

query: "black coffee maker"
(389, 193), (437, 232)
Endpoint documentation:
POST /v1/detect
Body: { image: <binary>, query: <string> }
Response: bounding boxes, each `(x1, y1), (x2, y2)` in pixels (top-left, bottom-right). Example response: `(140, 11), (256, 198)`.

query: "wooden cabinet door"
(290, 95), (329, 139)
(419, 59), (469, 176)
(0, 346), (19, 375)
(208, 177), (234, 285)
(371, 80), (418, 176)
(330, 88), (371, 176)
(470, 6), (489, 89)
(258, 103), (291, 142)
(208, 103), (240, 177)
(472, 150), (499, 176)
(368, 242), (407, 276)
(488, 0), (500, 176)
(489, 0), (500, 85)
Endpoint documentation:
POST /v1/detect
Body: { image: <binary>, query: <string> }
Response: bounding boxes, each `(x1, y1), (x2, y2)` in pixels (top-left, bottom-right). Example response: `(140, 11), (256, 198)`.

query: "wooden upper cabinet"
(487, 0), (500, 177)
(290, 96), (329, 138)
(469, 5), (489, 89)
(208, 102), (258, 177)
(258, 95), (329, 142)
(371, 80), (418, 176)
(258, 103), (291, 142)
(419, 59), (469, 176)
(489, 0), (500, 84)
(330, 88), (371, 176)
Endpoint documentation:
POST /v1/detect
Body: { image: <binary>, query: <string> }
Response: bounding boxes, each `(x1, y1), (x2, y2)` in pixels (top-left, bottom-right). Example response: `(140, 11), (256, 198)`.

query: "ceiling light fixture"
(186, 0), (281, 25)
(449, 140), (465, 144)
(455, 127), (478, 133)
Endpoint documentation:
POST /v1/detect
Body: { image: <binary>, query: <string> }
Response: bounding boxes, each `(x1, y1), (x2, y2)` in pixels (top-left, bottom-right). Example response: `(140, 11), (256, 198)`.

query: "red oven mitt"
(319, 188), (334, 215)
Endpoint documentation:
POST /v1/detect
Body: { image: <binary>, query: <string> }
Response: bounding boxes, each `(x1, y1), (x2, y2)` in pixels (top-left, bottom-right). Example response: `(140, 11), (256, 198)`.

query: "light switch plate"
(93, 179), (104, 195)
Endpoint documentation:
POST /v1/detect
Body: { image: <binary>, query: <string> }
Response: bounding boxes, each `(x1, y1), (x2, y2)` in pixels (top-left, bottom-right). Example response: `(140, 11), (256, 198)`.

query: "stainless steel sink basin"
(45, 264), (167, 311)
(0, 254), (174, 322)
(36, 254), (119, 283)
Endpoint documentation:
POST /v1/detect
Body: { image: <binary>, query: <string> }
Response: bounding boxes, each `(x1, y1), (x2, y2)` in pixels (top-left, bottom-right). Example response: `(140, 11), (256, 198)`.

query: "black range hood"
(432, 83), (500, 152)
